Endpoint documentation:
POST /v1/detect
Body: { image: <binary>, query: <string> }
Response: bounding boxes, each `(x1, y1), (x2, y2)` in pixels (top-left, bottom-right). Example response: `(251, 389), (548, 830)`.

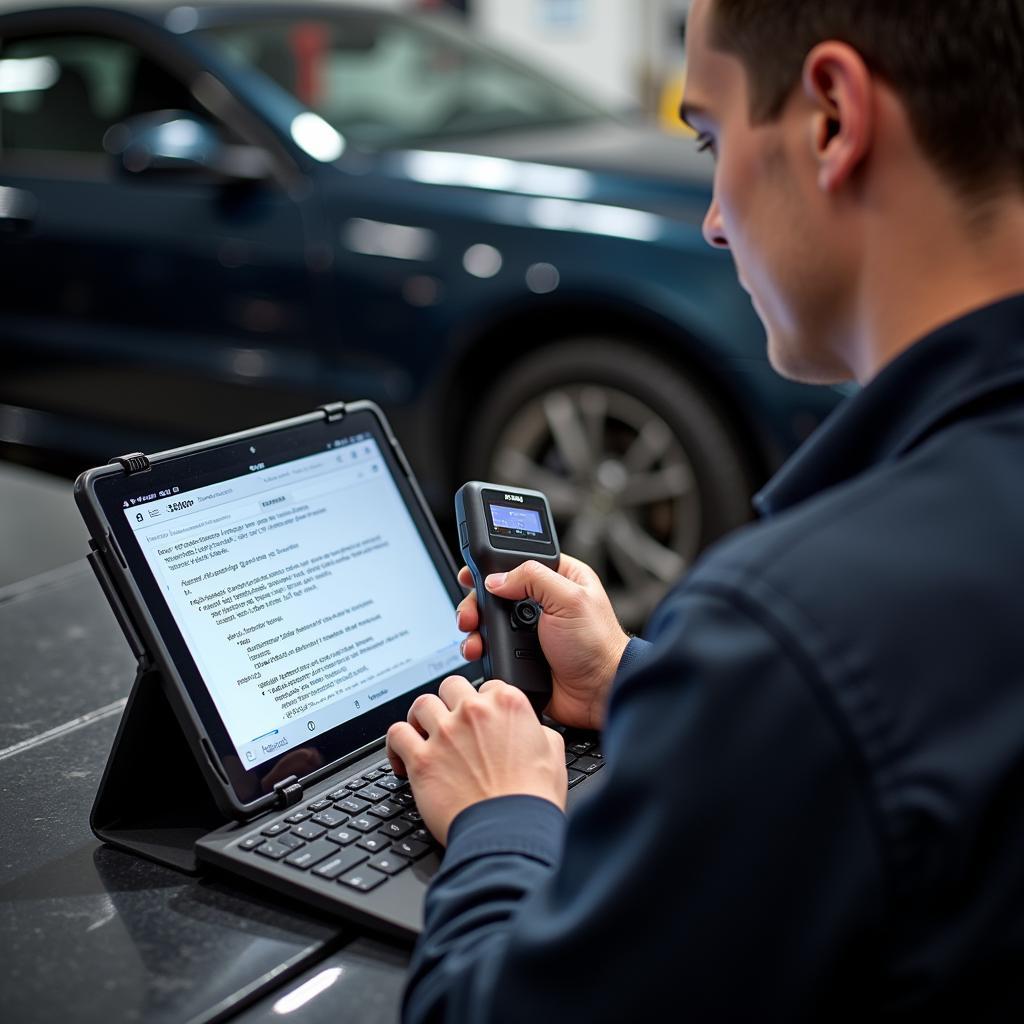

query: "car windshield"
(195, 10), (608, 150)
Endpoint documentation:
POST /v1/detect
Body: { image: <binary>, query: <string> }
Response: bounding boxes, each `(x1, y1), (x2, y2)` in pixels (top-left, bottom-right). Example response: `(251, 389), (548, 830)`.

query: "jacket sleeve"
(402, 584), (885, 1024)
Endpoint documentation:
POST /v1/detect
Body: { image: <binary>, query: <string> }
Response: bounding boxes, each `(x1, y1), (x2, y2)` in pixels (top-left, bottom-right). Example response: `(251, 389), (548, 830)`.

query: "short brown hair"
(709, 0), (1024, 198)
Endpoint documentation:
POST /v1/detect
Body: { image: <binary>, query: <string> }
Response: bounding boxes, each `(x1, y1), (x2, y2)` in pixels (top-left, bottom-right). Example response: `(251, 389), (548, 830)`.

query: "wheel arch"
(437, 294), (776, 491)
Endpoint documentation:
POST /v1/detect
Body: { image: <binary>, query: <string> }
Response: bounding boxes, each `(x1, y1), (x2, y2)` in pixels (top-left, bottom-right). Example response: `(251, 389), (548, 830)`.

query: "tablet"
(75, 401), (475, 818)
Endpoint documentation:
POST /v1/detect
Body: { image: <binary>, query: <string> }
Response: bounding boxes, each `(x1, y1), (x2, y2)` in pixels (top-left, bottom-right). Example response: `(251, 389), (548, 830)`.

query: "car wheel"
(462, 338), (754, 629)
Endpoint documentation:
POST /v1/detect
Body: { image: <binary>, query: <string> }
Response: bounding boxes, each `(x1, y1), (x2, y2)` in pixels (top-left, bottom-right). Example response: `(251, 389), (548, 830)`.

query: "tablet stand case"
(90, 656), (227, 874)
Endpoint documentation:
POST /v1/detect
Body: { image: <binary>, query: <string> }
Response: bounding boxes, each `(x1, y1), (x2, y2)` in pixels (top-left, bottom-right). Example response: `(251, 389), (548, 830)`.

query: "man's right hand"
(455, 555), (630, 731)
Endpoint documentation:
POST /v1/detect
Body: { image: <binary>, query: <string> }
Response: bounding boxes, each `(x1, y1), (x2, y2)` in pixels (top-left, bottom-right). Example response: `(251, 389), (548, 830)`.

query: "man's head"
(683, 0), (1024, 384)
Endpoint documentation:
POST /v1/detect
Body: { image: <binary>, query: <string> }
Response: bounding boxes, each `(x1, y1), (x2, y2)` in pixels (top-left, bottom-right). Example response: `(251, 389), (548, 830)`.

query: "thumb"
(485, 560), (581, 616)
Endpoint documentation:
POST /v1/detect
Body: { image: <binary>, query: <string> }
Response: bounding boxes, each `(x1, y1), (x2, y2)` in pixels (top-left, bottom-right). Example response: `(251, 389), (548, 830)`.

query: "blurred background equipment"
(0, 0), (840, 628)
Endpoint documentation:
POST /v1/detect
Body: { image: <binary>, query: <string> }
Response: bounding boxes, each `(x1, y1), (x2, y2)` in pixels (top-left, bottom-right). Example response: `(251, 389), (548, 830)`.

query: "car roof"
(0, 2), (437, 24)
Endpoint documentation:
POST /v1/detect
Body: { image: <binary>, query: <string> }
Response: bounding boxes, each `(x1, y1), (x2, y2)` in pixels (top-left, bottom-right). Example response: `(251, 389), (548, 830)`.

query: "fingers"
(455, 575), (481, 661)
(484, 559), (583, 615)
(408, 676), (474, 736)
(461, 555), (595, 589)
(438, 674), (477, 709)
(386, 721), (422, 778)
(478, 678), (532, 711)
(460, 632), (483, 662)
(408, 692), (448, 736)
(456, 589), (479, 633)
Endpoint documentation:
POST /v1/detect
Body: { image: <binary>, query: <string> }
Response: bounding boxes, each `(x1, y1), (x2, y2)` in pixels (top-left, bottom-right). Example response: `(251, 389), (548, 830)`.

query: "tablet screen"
(122, 431), (464, 771)
(89, 409), (471, 805)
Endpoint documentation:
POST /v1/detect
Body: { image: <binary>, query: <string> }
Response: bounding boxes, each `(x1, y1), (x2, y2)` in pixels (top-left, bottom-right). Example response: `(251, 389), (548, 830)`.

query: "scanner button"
(511, 600), (541, 631)
(458, 520), (468, 547)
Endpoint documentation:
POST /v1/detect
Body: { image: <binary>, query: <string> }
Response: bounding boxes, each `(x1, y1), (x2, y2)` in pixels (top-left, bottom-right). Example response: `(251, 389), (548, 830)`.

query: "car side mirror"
(104, 110), (271, 181)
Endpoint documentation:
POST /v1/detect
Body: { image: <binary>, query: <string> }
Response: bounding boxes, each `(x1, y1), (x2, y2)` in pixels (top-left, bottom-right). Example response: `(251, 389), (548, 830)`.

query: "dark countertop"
(0, 561), (410, 1024)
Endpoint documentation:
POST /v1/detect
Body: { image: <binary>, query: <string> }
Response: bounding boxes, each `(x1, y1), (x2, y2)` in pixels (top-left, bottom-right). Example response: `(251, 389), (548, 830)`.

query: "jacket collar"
(754, 292), (1024, 516)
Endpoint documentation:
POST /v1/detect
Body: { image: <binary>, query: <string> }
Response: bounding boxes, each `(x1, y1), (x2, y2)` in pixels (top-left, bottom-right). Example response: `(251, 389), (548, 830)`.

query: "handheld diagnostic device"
(455, 481), (560, 714)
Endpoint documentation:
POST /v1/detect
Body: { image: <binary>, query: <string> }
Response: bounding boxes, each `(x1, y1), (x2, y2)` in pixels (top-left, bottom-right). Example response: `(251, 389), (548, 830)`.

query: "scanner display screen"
(489, 504), (543, 536)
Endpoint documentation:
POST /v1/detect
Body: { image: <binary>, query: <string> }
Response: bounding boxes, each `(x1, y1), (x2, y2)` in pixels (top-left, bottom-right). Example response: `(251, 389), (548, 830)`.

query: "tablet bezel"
(75, 402), (478, 819)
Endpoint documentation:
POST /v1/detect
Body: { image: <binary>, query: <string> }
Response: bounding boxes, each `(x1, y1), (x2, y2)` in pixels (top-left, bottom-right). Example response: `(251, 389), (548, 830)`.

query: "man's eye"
(695, 133), (716, 156)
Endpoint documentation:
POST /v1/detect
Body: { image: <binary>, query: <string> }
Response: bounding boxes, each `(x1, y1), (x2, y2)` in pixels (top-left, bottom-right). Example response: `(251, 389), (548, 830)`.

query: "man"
(387, 0), (1024, 1019)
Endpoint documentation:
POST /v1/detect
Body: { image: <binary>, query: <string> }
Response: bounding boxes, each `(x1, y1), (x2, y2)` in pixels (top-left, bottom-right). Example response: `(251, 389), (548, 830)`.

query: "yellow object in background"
(658, 68), (694, 136)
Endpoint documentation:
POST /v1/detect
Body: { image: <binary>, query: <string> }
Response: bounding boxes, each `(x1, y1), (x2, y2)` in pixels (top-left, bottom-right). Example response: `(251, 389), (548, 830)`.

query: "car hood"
(375, 117), (712, 222)
(420, 117), (711, 186)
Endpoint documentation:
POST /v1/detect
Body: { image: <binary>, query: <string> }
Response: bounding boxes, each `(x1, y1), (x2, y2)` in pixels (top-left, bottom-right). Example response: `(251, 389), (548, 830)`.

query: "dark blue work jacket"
(404, 294), (1024, 1023)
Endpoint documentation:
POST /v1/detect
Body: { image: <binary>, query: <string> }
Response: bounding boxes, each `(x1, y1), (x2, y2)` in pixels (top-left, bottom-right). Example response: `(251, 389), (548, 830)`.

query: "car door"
(0, 15), (329, 464)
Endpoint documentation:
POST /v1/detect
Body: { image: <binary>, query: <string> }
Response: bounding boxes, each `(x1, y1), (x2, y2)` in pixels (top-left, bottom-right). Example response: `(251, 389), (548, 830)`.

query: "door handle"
(0, 186), (37, 233)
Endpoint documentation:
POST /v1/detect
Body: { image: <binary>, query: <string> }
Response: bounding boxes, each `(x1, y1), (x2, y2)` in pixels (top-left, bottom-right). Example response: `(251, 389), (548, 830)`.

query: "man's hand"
(386, 675), (567, 846)
(456, 555), (630, 731)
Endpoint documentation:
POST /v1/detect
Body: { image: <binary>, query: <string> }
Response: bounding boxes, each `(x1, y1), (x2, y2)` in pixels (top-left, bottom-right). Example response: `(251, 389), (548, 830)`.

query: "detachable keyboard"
(196, 730), (604, 939)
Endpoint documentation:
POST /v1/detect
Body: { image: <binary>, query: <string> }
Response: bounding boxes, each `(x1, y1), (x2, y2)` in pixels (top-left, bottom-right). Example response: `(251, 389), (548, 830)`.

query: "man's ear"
(801, 41), (873, 193)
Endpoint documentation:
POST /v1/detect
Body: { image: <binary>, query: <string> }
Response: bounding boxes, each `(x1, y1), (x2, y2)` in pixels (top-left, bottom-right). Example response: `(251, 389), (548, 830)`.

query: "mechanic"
(386, 1), (1024, 1019)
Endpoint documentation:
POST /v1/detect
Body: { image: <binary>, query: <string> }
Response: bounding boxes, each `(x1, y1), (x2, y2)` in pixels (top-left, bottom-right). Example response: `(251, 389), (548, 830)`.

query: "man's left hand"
(386, 675), (568, 846)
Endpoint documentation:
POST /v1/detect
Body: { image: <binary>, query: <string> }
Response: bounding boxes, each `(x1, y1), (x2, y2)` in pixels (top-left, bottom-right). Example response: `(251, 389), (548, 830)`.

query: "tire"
(461, 338), (754, 629)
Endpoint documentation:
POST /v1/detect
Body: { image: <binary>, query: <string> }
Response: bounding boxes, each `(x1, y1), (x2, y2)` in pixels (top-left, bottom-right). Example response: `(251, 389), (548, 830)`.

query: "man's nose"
(702, 196), (729, 249)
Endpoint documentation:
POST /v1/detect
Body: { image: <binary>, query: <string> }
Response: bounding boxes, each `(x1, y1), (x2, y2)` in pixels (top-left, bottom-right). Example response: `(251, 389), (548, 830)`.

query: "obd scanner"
(455, 482), (560, 714)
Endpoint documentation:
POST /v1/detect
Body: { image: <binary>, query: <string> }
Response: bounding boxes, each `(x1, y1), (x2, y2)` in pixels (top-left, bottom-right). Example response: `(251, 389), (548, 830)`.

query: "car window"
(198, 12), (603, 149)
(0, 32), (208, 163)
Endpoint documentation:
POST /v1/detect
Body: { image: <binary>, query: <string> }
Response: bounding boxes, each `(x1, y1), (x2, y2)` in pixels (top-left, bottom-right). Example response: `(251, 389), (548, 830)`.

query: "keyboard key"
(261, 821), (290, 837)
(238, 835), (263, 851)
(401, 810), (424, 824)
(357, 834), (391, 853)
(368, 853), (410, 876)
(276, 832), (305, 851)
(589, 747), (603, 759)
(345, 779), (368, 791)
(255, 840), (291, 860)
(326, 826), (360, 846)
(356, 784), (389, 803)
(311, 809), (348, 829)
(339, 867), (388, 892)
(572, 756), (603, 774)
(393, 792), (415, 808)
(361, 768), (384, 781)
(393, 838), (430, 860)
(373, 758), (392, 771)
(336, 797), (370, 815)
(567, 740), (593, 756)
(376, 776), (408, 793)
(567, 768), (586, 789)
(380, 818), (414, 839)
(293, 822), (327, 841)
(285, 838), (338, 871)
(284, 810), (311, 824)
(348, 815), (379, 833)
(565, 752), (578, 768)
(367, 801), (401, 820)
(326, 786), (351, 801)
(313, 847), (369, 880)
(307, 799), (332, 813)
(409, 827), (433, 844)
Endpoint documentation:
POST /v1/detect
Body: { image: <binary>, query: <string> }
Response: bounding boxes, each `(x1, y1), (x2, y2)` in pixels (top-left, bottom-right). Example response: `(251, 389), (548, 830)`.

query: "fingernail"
(456, 608), (462, 630)
(485, 572), (507, 589)
(459, 638), (467, 659)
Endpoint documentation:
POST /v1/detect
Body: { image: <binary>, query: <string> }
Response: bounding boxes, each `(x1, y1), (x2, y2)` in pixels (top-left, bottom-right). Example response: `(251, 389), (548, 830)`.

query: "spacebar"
(284, 838), (339, 870)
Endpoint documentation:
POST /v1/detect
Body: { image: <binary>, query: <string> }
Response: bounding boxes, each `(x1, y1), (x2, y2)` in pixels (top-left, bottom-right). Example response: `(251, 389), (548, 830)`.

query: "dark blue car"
(0, 2), (840, 623)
